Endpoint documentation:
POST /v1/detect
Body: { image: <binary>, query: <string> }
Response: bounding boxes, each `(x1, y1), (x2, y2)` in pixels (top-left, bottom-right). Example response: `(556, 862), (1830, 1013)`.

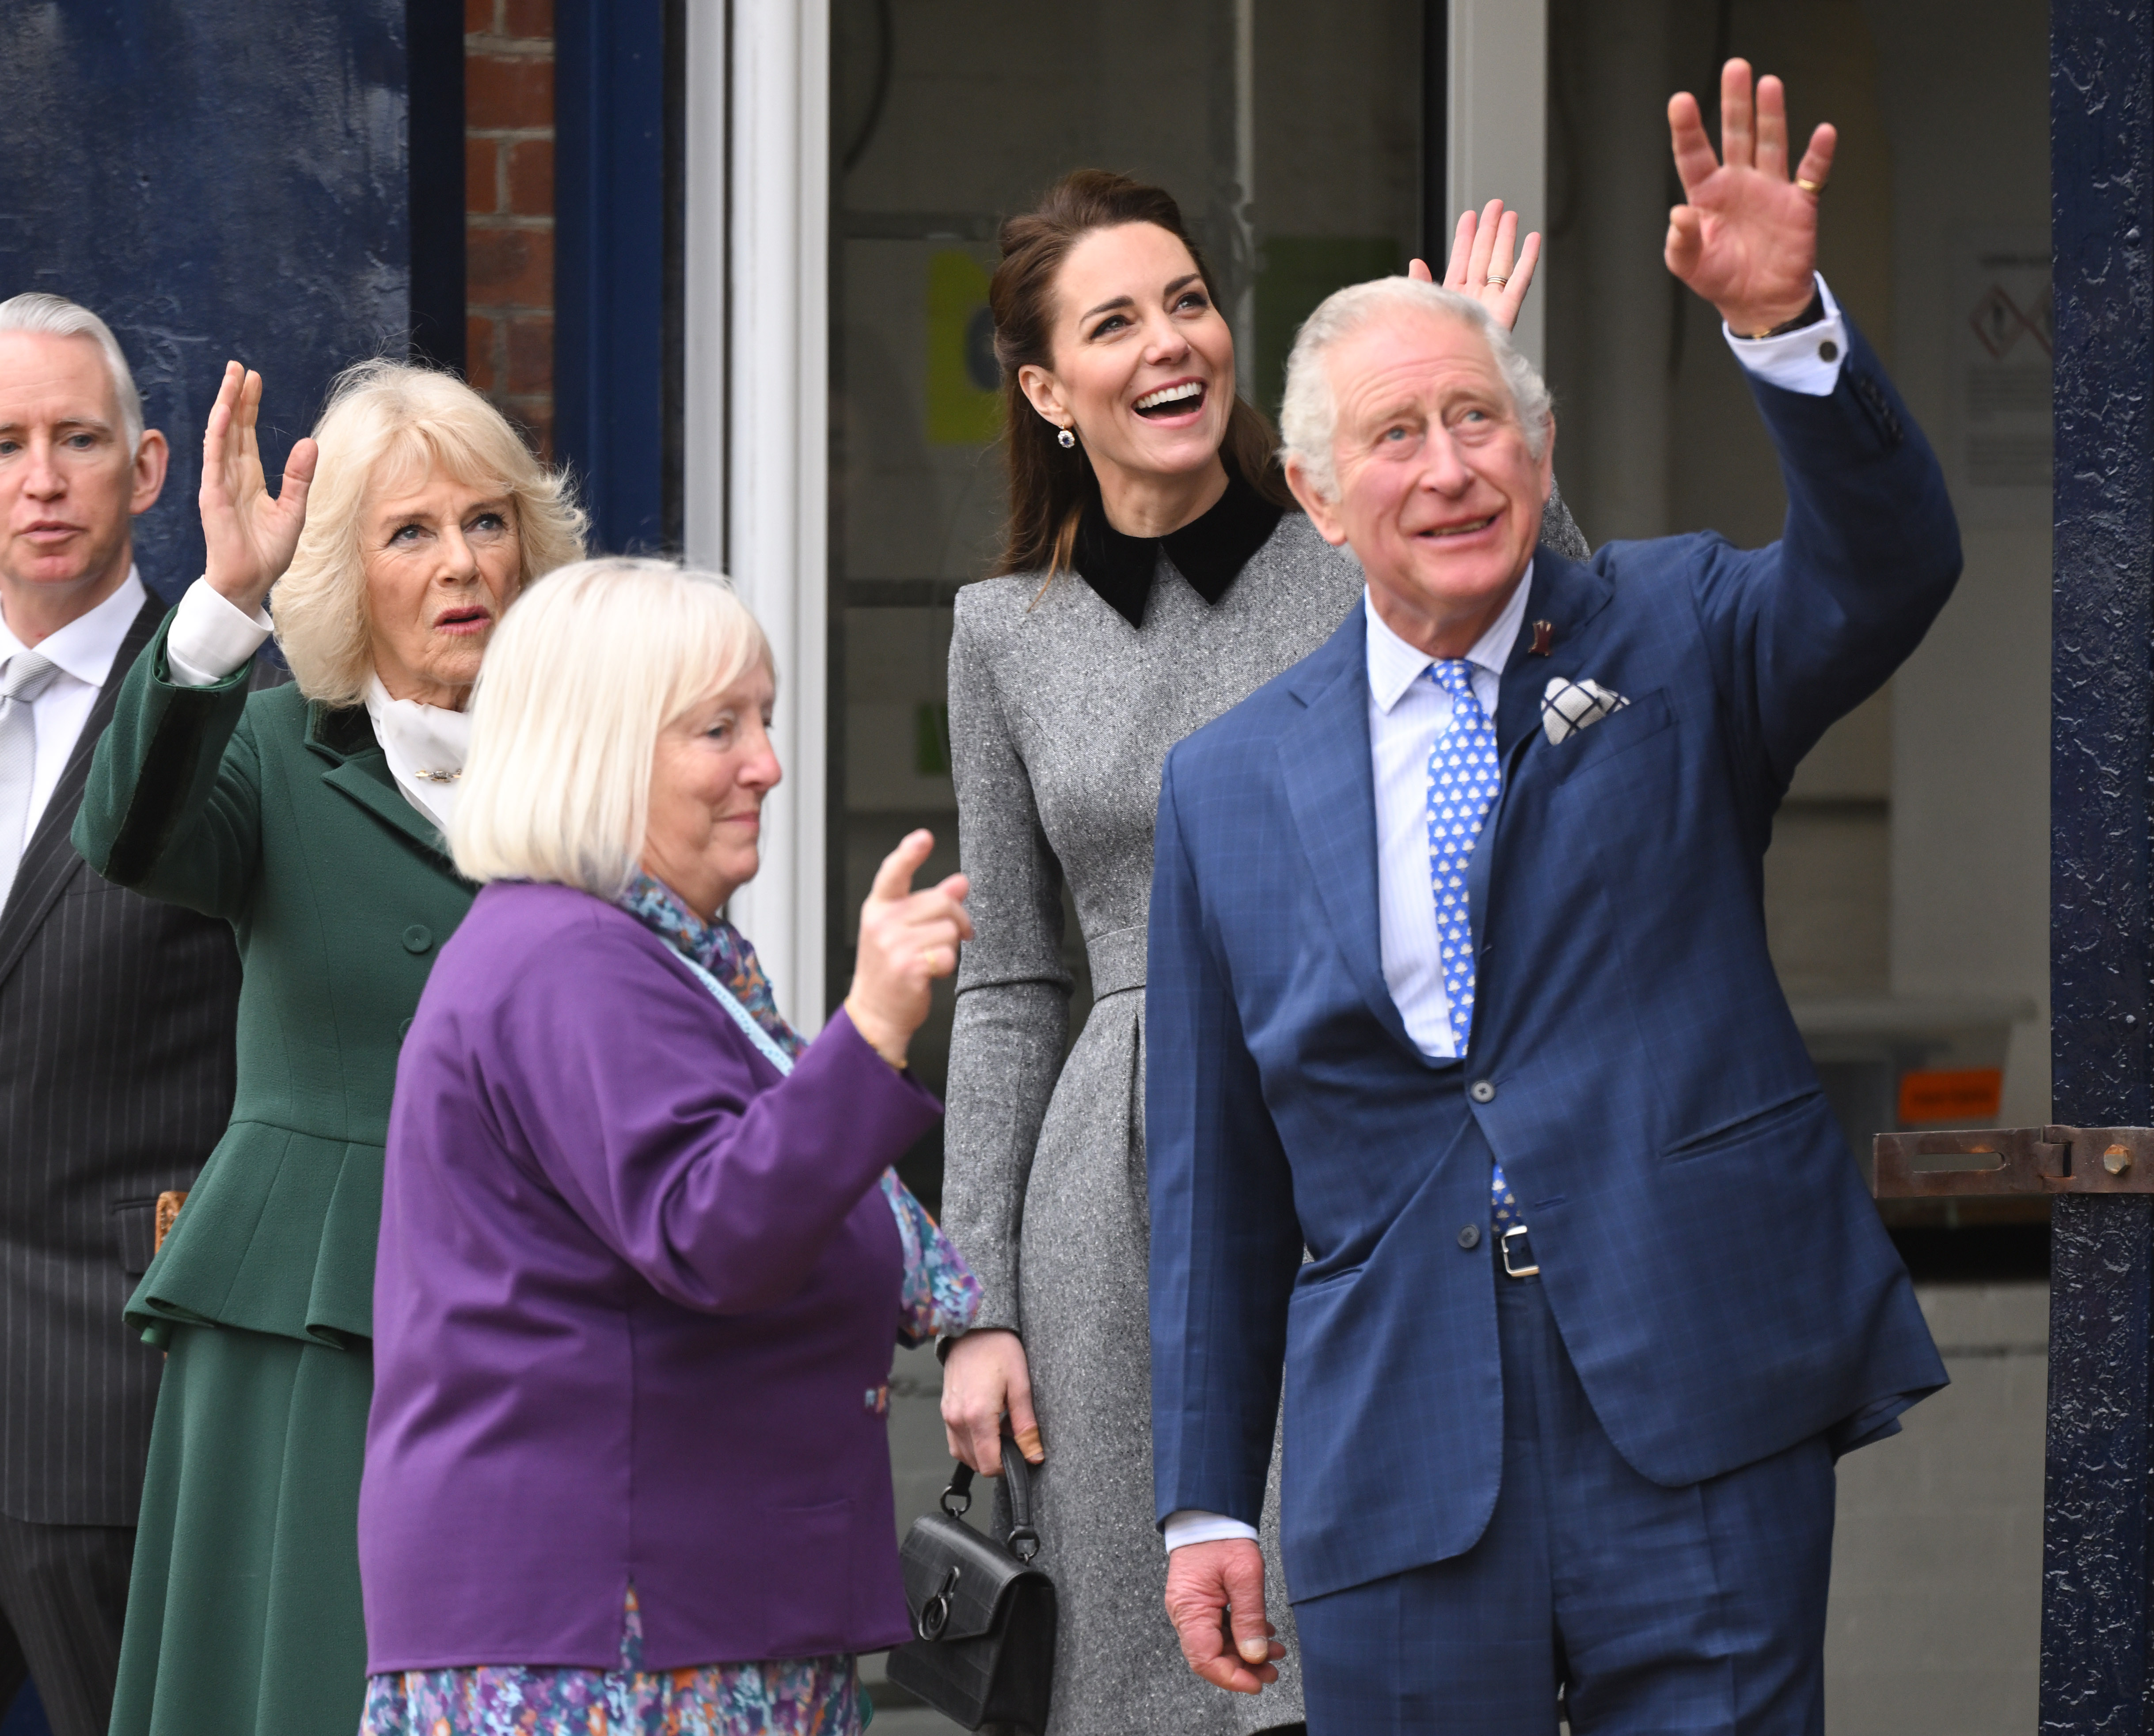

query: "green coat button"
(402, 925), (433, 954)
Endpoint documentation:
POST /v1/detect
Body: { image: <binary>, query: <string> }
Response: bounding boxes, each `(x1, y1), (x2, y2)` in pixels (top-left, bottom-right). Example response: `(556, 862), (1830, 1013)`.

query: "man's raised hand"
(1665, 59), (1835, 335)
(200, 360), (316, 615)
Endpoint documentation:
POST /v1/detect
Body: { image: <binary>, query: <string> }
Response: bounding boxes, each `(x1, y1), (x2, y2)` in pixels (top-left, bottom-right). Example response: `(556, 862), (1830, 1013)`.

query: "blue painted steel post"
(554, 0), (669, 553)
(2044, 0), (2154, 1728)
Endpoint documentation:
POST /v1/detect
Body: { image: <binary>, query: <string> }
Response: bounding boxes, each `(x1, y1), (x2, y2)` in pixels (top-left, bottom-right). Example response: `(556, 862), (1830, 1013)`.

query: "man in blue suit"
(1147, 62), (1955, 1733)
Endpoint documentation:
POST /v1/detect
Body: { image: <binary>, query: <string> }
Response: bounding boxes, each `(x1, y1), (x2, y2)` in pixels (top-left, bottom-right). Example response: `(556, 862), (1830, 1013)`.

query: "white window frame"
(683, 0), (831, 1031)
(1447, 0), (1549, 371)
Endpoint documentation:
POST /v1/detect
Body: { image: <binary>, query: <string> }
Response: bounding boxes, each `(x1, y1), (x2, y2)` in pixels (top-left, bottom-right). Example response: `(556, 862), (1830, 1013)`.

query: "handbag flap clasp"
(899, 1513), (1044, 1642)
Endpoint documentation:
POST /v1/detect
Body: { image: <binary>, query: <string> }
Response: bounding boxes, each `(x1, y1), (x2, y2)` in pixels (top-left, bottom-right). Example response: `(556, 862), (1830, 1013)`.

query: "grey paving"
(1824, 1282), (2046, 1735)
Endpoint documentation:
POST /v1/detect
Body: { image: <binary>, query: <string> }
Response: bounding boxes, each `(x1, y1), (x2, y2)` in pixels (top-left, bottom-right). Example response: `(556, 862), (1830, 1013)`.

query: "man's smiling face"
(1292, 308), (1553, 656)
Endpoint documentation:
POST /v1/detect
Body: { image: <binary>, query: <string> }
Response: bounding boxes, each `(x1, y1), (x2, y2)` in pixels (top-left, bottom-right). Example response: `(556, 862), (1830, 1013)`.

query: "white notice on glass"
(1954, 233), (2051, 524)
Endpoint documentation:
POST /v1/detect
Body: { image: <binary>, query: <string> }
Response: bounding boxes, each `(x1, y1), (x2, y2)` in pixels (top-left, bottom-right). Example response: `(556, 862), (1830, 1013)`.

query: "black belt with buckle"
(1500, 1223), (1539, 1278)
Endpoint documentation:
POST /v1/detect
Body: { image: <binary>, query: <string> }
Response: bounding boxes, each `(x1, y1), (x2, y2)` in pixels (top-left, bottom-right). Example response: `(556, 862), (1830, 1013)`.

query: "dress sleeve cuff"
(1162, 1509), (1261, 1552)
(1722, 273), (1847, 397)
(165, 578), (273, 687)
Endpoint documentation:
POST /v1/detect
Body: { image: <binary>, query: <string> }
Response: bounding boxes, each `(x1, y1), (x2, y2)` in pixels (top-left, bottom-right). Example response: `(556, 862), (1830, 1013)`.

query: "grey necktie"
(0, 651), (62, 908)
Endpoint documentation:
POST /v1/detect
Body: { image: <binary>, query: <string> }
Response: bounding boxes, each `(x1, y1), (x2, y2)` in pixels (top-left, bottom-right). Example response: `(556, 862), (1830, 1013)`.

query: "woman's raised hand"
(1406, 199), (1542, 332)
(200, 360), (317, 614)
(844, 829), (972, 1070)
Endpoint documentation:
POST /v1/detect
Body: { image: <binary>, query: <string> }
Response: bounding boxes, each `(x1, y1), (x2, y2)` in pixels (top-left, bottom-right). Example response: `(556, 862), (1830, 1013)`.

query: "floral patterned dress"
(359, 876), (980, 1736)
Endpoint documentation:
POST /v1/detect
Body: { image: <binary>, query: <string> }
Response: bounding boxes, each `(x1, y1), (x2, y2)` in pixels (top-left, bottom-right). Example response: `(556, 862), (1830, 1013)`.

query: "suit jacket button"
(1457, 1224), (1482, 1250)
(1470, 1079), (1497, 1103)
(402, 925), (433, 954)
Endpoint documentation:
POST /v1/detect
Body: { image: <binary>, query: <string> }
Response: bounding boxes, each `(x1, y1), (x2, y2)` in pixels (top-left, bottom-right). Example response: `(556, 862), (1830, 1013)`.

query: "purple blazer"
(360, 879), (942, 1673)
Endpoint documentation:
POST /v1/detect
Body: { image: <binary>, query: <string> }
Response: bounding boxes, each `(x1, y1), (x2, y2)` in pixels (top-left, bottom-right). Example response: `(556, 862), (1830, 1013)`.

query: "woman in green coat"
(74, 357), (584, 1736)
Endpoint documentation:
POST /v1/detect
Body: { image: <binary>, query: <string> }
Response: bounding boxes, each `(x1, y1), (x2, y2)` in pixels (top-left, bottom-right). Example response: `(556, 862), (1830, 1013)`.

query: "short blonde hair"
(271, 359), (586, 703)
(450, 557), (775, 896)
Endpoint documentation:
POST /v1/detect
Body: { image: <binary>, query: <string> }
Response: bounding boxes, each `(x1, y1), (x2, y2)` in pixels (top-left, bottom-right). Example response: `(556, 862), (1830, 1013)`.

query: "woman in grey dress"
(938, 171), (1583, 1736)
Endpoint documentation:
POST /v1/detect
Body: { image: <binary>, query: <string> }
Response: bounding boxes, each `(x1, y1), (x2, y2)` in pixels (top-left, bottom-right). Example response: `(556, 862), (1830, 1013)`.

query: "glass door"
(828, 0), (1428, 1210)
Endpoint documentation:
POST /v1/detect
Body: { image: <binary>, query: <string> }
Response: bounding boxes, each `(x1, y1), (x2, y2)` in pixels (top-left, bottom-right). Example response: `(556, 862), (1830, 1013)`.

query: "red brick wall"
(465, 0), (555, 458)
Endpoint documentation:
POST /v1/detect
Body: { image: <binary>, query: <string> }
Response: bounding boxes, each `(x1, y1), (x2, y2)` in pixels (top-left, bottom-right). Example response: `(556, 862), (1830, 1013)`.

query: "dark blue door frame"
(554, 0), (669, 554)
(2044, 0), (2154, 1727)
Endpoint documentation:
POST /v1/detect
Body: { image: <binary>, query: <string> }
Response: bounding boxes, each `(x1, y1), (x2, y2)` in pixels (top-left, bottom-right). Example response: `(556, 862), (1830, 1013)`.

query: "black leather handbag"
(884, 1440), (1056, 1732)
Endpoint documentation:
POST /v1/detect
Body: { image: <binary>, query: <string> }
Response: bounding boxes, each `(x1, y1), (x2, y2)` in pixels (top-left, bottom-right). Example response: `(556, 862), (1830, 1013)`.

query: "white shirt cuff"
(1162, 1509), (1261, 1552)
(1722, 273), (1847, 396)
(166, 577), (273, 687)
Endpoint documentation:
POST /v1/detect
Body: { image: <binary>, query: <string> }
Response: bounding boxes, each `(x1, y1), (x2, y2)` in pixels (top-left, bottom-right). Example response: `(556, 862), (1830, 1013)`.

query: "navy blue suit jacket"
(1147, 323), (1957, 1604)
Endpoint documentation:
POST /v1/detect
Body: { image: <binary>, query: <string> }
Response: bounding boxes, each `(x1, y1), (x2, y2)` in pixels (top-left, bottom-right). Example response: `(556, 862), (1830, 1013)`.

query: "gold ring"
(1796, 177), (1826, 196)
(920, 947), (942, 970)
(1485, 275), (1508, 287)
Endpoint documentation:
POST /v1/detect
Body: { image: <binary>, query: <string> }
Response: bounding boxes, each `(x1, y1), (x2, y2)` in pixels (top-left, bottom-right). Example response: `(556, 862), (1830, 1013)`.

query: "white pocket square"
(1541, 677), (1630, 745)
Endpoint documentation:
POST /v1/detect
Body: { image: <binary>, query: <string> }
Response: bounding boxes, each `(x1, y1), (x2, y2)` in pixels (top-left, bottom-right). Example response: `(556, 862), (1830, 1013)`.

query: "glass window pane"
(830, 0), (1425, 1208)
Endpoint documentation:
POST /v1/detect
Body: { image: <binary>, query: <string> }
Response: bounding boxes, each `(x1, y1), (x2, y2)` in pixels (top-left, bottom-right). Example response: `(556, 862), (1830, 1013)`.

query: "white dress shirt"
(1159, 283), (1850, 1555)
(1366, 575), (1531, 1058)
(0, 566), (148, 843)
(166, 577), (467, 828)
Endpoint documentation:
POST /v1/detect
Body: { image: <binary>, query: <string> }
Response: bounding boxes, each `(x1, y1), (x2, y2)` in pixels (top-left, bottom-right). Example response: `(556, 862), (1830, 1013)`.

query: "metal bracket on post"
(1874, 1126), (2154, 1198)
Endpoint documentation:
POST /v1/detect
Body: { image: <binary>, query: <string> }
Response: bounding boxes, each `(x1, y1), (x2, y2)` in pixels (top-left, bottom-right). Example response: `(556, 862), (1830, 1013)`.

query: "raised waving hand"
(1665, 58), (1835, 334)
(200, 360), (318, 615)
(1407, 198), (1541, 332)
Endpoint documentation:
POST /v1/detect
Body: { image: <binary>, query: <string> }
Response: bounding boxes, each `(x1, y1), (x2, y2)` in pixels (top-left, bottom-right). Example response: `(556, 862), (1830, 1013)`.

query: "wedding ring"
(1796, 176), (1826, 196)
(1485, 274), (1509, 287)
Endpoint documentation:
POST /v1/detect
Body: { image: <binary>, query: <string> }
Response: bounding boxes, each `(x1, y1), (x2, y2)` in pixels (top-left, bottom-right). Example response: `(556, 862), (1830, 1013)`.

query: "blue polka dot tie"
(1425, 660), (1512, 1223)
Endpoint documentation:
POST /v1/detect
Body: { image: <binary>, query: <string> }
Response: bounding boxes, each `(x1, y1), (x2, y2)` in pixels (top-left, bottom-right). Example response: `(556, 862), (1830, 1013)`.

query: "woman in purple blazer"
(357, 557), (980, 1736)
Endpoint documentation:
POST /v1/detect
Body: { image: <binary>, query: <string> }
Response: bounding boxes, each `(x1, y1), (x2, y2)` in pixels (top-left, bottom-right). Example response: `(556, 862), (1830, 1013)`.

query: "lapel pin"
(1530, 620), (1555, 656)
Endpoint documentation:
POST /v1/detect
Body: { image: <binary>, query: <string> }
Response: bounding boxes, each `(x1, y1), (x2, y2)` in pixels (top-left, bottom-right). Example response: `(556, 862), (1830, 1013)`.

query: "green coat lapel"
(303, 701), (457, 866)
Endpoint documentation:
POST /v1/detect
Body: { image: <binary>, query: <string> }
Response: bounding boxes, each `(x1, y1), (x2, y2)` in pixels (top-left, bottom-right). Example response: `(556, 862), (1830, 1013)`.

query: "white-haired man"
(1144, 64), (1956, 1732)
(0, 294), (245, 1736)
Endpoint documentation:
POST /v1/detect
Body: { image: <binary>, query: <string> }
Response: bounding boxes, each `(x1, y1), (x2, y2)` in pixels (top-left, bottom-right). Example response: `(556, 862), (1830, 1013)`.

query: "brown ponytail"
(988, 169), (1291, 580)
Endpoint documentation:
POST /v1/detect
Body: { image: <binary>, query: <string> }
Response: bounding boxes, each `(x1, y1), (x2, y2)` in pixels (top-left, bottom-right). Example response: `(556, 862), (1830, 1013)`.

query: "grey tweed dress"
(941, 491), (1586, 1736)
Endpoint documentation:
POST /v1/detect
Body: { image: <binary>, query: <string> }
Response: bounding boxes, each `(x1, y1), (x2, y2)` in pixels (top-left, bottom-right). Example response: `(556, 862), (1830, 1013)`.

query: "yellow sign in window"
(926, 250), (1002, 446)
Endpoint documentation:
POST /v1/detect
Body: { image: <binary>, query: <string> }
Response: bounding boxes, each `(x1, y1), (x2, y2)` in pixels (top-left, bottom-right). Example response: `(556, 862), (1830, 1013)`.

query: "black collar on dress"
(1072, 463), (1288, 629)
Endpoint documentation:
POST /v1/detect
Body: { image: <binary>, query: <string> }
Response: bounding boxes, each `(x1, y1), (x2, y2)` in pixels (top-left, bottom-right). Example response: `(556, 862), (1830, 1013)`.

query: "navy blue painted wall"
(555, 0), (667, 554)
(0, 3), (410, 603)
(2042, 0), (2154, 1728)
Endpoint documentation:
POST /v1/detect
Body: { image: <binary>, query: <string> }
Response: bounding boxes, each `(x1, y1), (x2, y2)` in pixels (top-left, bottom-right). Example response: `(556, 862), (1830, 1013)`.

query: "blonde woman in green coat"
(74, 358), (584, 1736)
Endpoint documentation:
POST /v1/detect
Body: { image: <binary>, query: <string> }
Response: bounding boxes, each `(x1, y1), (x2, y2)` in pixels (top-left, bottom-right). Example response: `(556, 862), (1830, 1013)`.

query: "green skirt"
(110, 1320), (372, 1736)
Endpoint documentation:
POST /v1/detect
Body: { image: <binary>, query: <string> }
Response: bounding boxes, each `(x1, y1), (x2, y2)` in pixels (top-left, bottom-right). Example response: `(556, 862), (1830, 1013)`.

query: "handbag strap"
(936, 1425), (1040, 1563)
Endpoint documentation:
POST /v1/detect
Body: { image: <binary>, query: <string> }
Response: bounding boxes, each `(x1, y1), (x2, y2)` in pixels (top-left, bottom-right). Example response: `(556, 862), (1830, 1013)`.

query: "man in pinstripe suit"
(0, 295), (244, 1736)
